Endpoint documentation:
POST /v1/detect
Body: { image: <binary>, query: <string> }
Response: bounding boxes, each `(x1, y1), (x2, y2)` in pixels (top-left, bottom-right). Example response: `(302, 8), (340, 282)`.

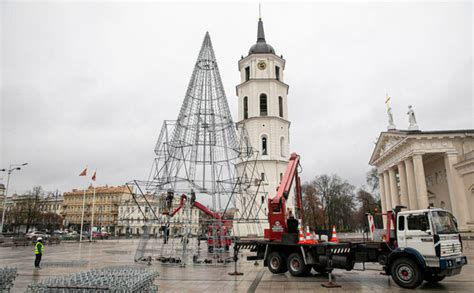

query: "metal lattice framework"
(149, 32), (238, 204)
(126, 33), (269, 265)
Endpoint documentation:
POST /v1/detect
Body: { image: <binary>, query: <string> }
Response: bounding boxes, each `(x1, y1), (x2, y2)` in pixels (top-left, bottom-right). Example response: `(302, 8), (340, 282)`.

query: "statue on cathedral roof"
(385, 94), (396, 131)
(407, 105), (419, 131)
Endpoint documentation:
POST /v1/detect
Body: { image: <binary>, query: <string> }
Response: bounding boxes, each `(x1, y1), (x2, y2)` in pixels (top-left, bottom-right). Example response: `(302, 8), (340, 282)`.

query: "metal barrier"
(0, 267), (17, 292)
(27, 265), (159, 292)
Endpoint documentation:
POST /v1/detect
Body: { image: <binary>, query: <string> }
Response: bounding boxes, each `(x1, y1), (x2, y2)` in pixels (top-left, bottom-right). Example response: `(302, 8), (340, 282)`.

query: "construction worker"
(34, 237), (44, 268)
(190, 190), (196, 205)
(166, 188), (174, 210)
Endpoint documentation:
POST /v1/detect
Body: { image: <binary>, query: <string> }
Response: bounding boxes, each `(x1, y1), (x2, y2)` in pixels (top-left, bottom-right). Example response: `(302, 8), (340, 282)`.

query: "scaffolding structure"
(124, 32), (269, 266)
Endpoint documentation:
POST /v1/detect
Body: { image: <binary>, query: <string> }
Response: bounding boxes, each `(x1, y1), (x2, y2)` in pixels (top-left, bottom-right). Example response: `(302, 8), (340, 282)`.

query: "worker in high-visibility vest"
(34, 237), (44, 268)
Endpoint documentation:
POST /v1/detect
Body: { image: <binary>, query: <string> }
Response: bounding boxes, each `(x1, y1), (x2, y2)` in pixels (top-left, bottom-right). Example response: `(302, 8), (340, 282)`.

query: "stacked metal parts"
(27, 266), (159, 292)
(125, 32), (268, 266)
(0, 267), (17, 292)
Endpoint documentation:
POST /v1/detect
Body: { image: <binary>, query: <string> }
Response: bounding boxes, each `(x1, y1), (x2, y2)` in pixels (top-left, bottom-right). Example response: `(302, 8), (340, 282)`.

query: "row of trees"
(3, 186), (63, 233)
(301, 168), (382, 232)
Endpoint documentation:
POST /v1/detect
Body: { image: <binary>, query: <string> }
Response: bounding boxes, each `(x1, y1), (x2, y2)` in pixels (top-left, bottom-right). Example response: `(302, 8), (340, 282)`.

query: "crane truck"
(235, 153), (467, 289)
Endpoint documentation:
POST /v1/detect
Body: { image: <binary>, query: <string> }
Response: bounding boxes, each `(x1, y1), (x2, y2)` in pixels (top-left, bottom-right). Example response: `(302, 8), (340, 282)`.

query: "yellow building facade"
(63, 185), (131, 232)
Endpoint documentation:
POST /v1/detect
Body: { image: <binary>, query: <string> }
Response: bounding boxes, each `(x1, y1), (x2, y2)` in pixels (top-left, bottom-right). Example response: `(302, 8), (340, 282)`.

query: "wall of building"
(424, 156), (451, 210)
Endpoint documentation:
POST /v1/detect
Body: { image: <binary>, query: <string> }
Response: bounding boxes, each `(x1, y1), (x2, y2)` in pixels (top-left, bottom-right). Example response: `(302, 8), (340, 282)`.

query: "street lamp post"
(0, 163), (28, 234)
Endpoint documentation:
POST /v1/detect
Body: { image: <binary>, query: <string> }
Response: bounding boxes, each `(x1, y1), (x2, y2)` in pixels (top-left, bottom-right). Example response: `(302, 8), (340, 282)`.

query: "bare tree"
(366, 168), (379, 196)
(306, 174), (356, 230)
(353, 187), (383, 230)
(301, 183), (325, 230)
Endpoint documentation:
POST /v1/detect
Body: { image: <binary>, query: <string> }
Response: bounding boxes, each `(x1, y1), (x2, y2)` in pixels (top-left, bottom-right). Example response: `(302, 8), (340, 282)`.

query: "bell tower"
(235, 17), (291, 236)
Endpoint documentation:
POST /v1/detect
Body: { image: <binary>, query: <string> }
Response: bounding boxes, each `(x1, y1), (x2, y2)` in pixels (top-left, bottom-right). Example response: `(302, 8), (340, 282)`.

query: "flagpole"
(90, 182), (96, 242)
(79, 188), (86, 242)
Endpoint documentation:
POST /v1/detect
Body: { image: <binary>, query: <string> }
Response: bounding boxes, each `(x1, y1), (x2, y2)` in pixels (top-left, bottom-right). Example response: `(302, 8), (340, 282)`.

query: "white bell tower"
(234, 17), (291, 236)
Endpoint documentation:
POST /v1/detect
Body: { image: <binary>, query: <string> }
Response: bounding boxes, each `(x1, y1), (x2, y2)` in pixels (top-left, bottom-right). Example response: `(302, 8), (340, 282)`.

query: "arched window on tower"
(278, 96), (283, 118)
(260, 94), (267, 116)
(243, 96), (248, 119)
(261, 136), (268, 155)
(280, 137), (285, 157)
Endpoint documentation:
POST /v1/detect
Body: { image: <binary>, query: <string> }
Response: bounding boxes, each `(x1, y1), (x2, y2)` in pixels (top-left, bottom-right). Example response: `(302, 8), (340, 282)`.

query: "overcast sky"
(1, 1), (472, 196)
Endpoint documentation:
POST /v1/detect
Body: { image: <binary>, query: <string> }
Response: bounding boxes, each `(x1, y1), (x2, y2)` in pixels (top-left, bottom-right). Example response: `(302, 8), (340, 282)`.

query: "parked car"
(26, 231), (49, 240)
(92, 231), (109, 239)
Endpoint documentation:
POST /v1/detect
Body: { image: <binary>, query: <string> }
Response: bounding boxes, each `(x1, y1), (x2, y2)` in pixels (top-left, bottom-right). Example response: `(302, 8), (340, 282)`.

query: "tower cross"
(385, 93), (391, 109)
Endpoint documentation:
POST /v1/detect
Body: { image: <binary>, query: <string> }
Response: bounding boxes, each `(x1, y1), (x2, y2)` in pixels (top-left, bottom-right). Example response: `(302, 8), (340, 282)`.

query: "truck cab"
(390, 208), (467, 288)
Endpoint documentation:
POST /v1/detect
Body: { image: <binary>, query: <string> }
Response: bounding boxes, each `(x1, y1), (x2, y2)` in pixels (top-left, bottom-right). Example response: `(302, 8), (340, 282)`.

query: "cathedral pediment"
(369, 132), (407, 165)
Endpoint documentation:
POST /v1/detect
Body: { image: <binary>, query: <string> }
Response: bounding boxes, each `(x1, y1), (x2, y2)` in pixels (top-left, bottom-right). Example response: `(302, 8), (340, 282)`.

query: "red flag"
(79, 167), (87, 176)
(92, 171), (96, 181)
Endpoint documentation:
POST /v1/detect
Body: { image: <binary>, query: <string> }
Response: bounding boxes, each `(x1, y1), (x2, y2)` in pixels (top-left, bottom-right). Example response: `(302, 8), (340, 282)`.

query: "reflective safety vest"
(34, 242), (44, 255)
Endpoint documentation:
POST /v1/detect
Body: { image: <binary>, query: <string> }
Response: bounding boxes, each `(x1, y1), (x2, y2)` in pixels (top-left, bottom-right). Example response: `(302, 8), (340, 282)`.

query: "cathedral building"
(370, 127), (474, 231)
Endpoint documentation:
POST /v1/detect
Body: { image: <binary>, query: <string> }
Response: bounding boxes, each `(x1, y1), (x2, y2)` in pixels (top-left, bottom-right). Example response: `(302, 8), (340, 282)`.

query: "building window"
(243, 96), (248, 119)
(261, 172), (265, 181)
(245, 66), (250, 81)
(280, 137), (285, 157)
(261, 136), (268, 155)
(280, 173), (283, 182)
(260, 94), (267, 116)
(275, 66), (280, 80)
(278, 96), (283, 118)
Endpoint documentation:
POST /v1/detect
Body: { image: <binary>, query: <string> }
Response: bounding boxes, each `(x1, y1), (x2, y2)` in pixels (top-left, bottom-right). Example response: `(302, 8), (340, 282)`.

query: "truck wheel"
(390, 257), (424, 289)
(287, 253), (311, 277)
(268, 252), (287, 274)
(424, 274), (445, 283)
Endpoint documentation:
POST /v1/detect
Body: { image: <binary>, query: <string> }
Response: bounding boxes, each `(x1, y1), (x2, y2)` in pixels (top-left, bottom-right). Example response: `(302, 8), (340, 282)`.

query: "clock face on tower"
(257, 61), (267, 70)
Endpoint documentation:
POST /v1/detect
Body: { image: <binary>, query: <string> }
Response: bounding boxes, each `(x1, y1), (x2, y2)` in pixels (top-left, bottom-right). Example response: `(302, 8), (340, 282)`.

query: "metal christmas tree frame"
(124, 33), (269, 266)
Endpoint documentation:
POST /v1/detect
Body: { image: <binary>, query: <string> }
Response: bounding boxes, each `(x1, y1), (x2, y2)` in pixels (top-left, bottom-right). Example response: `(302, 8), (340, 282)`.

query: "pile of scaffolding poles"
(27, 266), (159, 293)
(0, 267), (17, 292)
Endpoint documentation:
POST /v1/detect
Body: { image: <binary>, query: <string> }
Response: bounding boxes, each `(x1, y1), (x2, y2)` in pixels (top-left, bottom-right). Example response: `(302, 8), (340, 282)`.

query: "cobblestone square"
(1, 239), (473, 292)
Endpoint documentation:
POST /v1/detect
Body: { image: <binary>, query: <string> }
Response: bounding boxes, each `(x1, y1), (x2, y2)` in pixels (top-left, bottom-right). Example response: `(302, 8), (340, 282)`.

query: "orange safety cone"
(305, 226), (317, 244)
(298, 220), (306, 244)
(330, 225), (339, 243)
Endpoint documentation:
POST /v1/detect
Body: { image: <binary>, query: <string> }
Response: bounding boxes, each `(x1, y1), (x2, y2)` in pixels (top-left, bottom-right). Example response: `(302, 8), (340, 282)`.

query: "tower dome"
(248, 18), (275, 55)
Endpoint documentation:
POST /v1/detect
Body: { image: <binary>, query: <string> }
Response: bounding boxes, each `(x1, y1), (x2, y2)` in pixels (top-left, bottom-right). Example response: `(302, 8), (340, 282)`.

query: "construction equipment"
(169, 193), (232, 253)
(235, 153), (468, 289)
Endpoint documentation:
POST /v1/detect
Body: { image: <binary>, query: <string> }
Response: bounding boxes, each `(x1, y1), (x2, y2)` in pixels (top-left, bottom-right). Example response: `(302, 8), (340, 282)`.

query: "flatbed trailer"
(235, 239), (388, 275)
(235, 235), (467, 289)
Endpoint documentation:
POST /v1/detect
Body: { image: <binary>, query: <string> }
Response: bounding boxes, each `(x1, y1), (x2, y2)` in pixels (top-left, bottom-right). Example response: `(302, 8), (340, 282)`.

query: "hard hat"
(37, 237), (43, 241)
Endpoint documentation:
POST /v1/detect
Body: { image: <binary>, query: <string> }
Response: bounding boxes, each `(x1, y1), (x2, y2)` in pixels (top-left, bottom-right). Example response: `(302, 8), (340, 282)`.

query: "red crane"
(168, 192), (232, 251)
(264, 152), (303, 242)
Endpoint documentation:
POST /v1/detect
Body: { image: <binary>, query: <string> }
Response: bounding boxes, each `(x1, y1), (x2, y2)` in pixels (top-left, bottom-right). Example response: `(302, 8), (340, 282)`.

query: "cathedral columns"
(413, 154), (429, 209)
(383, 171), (392, 212)
(404, 158), (418, 210)
(397, 162), (409, 208)
(388, 167), (399, 208)
(378, 173), (387, 227)
(444, 152), (470, 230)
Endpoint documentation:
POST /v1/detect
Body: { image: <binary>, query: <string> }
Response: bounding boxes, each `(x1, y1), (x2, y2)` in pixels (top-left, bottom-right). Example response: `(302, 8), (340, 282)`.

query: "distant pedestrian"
(34, 237), (45, 268)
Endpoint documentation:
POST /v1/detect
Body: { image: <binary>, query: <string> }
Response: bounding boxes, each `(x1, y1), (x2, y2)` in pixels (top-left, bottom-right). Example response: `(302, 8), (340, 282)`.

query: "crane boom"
(264, 153), (302, 241)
